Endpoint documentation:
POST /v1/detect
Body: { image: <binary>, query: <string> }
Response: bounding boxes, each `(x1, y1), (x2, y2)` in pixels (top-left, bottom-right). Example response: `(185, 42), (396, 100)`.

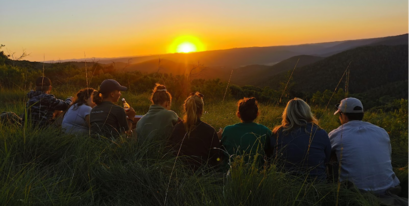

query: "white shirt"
(329, 120), (400, 194)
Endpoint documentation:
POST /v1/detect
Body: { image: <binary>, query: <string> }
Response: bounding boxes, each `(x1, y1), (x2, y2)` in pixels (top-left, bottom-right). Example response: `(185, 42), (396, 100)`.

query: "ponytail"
(93, 91), (104, 105)
(183, 92), (204, 133)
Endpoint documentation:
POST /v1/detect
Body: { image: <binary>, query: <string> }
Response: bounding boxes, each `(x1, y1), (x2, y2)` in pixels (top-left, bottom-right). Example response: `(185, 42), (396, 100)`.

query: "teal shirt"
(221, 122), (272, 170)
(136, 105), (179, 141)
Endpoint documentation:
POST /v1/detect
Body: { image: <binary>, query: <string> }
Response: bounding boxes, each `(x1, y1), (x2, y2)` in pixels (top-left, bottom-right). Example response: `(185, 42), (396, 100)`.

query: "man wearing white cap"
(329, 97), (401, 196)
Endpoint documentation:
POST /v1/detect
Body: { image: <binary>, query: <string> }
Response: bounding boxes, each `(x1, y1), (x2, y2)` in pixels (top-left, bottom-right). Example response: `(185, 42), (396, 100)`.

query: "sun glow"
(168, 35), (205, 53)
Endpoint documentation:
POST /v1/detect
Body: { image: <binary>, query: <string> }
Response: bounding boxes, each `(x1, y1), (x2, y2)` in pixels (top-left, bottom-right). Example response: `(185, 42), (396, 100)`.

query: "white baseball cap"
(334, 97), (364, 115)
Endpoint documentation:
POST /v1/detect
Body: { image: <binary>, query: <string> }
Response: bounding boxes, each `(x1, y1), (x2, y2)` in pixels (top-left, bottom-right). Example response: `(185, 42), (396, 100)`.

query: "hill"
(263, 45), (408, 94)
(230, 55), (324, 86)
(52, 34), (406, 69)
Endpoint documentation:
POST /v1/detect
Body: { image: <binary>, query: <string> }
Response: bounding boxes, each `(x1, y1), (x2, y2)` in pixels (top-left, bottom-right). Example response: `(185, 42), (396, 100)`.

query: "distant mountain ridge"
(263, 45), (408, 94)
(230, 55), (324, 86)
(49, 33), (407, 68)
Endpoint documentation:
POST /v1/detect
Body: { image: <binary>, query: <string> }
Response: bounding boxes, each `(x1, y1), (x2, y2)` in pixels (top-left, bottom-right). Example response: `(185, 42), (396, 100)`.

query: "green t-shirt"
(136, 105), (179, 141)
(221, 122), (272, 170)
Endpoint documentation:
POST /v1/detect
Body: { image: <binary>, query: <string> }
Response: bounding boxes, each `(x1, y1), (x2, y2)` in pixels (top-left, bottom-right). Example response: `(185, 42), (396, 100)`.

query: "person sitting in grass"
(167, 92), (221, 171)
(220, 97), (271, 172)
(62, 88), (96, 135)
(136, 83), (180, 141)
(329, 97), (402, 199)
(269, 98), (331, 181)
(25, 76), (73, 128)
(90, 79), (135, 139)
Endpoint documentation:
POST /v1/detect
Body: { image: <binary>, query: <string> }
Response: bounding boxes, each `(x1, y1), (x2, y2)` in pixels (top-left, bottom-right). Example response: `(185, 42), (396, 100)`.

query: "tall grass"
(0, 89), (406, 205)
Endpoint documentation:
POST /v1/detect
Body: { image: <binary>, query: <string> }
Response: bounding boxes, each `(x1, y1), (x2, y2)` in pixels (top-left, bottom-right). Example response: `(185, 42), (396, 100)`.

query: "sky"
(1, 0), (408, 61)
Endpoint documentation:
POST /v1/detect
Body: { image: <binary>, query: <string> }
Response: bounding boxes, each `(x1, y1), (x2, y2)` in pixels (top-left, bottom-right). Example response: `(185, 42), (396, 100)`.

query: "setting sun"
(177, 42), (197, 53)
(168, 35), (206, 53)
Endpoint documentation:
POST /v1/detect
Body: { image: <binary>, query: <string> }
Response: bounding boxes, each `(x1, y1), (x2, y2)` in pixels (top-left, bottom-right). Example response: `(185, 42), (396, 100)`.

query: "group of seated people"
(24, 76), (402, 198)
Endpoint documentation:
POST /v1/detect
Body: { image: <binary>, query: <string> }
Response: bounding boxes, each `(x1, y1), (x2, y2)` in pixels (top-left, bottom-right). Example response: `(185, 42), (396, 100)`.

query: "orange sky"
(1, 1), (407, 61)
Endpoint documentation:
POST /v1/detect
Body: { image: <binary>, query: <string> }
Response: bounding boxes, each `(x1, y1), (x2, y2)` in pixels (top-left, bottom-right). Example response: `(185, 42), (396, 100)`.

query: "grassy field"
(0, 87), (407, 205)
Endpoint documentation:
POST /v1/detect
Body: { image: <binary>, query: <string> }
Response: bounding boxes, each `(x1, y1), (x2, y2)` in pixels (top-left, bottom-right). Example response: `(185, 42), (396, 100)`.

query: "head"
(94, 79), (127, 104)
(71, 88), (96, 110)
(35, 76), (52, 93)
(151, 83), (172, 109)
(183, 92), (204, 133)
(237, 97), (259, 123)
(334, 97), (364, 124)
(273, 98), (318, 133)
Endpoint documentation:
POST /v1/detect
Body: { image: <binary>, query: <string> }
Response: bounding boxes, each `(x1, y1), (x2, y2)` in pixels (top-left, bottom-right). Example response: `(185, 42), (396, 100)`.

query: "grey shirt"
(136, 105), (179, 140)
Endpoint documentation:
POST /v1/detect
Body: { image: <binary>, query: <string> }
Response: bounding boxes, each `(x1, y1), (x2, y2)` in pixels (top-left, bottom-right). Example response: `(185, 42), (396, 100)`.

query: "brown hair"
(237, 97), (259, 123)
(71, 88), (96, 110)
(150, 83), (172, 105)
(183, 92), (204, 133)
(273, 98), (319, 134)
(93, 90), (109, 105)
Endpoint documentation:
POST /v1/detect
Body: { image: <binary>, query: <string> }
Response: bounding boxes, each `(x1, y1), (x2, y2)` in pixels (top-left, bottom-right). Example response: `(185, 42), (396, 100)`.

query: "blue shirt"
(270, 123), (331, 181)
(62, 104), (92, 135)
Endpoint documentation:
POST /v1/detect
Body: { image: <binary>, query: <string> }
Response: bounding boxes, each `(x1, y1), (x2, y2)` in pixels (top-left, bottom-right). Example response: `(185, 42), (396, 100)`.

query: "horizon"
(1, 0), (408, 62)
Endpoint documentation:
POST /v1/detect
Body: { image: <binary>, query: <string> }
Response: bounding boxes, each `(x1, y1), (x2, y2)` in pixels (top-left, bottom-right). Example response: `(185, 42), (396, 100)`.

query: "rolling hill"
(230, 55), (324, 86)
(262, 45), (408, 94)
(56, 34), (407, 69)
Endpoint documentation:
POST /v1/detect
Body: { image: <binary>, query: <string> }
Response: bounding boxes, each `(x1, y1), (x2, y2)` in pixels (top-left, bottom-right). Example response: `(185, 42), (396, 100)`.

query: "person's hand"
(125, 107), (136, 121)
(217, 128), (223, 140)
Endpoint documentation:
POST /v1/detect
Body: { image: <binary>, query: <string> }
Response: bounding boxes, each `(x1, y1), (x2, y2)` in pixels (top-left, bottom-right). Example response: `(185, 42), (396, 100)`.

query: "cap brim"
(333, 110), (340, 115)
(119, 86), (127, 91)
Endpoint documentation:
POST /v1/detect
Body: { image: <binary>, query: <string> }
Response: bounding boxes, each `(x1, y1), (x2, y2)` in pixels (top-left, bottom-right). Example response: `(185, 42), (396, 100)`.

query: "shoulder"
(162, 109), (179, 118)
(257, 123), (272, 133)
(200, 121), (217, 132)
(328, 125), (343, 138)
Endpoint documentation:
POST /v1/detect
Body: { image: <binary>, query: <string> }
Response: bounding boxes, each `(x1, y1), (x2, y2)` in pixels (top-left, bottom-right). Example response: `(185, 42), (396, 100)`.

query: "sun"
(177, 42), (197, 53)
(168, 35), (205, 53)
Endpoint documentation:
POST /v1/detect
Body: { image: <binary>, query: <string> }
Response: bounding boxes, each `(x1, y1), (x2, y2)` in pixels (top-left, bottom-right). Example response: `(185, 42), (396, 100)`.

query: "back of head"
(274, 98), (318, 133)
(72, 88), (96, 109)
(183, 92), (204, 133)
(334, 97), (364, 121)
(237, 97), (259, 123)
(151, 83), (172, 105)
(35, 76), (51, 92)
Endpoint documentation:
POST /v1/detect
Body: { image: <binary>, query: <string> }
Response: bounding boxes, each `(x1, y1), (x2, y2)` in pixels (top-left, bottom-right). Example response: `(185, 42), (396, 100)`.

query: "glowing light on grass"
(168, 36), (205, 53)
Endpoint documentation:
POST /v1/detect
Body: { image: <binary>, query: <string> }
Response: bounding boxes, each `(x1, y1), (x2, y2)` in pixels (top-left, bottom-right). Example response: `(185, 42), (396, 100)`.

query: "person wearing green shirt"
(136, 84), (180, 141)
(221, 97), (272, 172)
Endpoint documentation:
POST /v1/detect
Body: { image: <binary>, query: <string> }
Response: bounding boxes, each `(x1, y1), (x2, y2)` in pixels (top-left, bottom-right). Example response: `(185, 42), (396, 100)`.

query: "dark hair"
(93, 90), (110, 105)
(71, 88), (96, 110)
(343, 112), (364, 121)
(35, 76), (52, 92)
(237, 97), (259, 123)
(151, 83), (172, 105)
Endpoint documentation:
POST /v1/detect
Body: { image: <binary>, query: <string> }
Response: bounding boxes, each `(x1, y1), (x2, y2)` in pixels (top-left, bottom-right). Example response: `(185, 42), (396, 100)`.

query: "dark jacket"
(168, 119), (221, 170)
(270, 123), (331, 181)
(25, 90), (72, 127)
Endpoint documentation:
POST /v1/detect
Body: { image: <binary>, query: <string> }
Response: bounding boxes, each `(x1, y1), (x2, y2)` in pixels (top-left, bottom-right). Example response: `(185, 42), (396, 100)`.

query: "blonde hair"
(273, 98), (318, 134)
(183, 92), (204, 133)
